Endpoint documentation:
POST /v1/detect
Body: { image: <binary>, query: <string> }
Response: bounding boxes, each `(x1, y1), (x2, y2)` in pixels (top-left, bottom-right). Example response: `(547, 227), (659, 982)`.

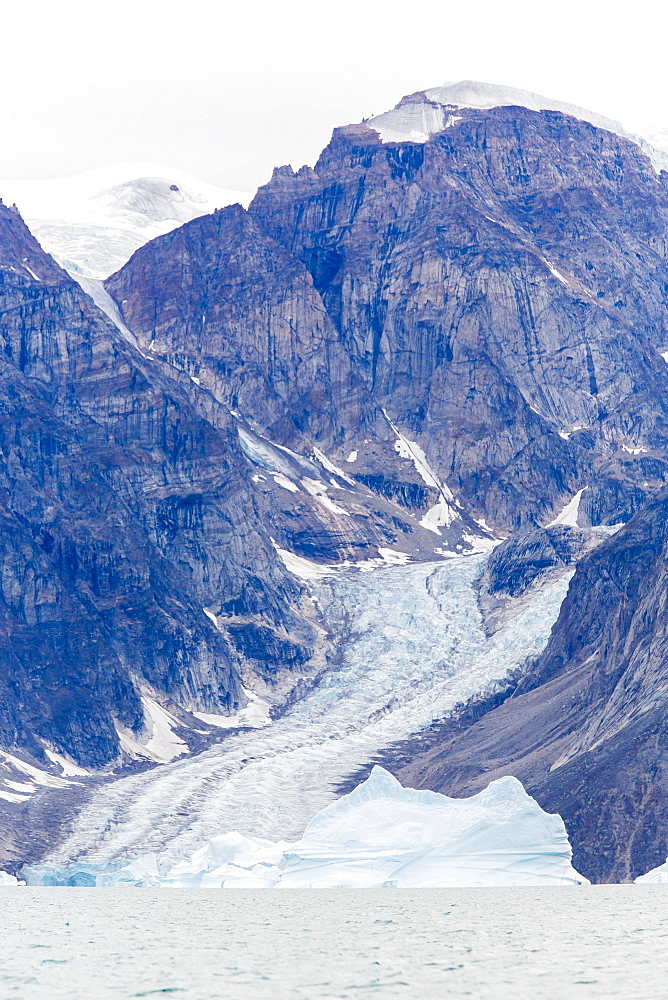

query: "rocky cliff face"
(247, 105), (668, 529)
(105, 203), (488, 555)
(0, 201), (320, 769)
(8, 88), (668, 877)
(106, 205), (372, 450)
(394, 498), (668, 881)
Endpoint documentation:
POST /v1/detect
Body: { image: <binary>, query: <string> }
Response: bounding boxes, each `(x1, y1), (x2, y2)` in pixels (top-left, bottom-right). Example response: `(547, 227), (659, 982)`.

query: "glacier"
(21, 767), (588, 887)
(0, 161), (251, 278)
(37, 555), (572, 874)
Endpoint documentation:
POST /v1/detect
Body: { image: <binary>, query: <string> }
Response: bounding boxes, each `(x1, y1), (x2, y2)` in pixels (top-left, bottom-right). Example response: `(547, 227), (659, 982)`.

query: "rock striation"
(246, 102), (668, 529)
(0, 201), (319, 770)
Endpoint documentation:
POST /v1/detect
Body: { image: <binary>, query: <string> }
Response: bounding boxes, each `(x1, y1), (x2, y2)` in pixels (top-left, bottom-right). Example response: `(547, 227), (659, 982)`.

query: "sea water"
(1, 888), (666, 999)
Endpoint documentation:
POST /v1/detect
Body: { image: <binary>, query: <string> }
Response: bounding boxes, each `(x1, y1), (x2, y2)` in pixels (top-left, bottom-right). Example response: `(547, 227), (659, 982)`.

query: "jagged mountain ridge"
(107, 93), (668, 533)
(367, 80), (668, 172)
(0, 201), (323, 771)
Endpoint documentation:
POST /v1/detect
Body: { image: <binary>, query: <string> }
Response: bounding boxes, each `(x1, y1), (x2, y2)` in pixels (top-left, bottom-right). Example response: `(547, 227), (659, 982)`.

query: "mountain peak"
(0, 162), (252, 279)
(365, 80), (668, 173)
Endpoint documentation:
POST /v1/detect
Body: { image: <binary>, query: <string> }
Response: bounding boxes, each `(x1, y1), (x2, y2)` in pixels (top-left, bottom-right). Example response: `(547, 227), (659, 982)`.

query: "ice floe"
(0, 871), (22, 886)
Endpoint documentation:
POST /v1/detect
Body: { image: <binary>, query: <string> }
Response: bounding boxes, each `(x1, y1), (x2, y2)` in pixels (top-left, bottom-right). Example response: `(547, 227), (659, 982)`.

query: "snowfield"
(0, 161), (250, 278)
(367, 80), (668, 174)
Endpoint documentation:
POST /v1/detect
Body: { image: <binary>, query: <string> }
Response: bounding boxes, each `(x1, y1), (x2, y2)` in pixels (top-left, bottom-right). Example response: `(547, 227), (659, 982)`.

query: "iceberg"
(634, 858), (668, 883)
(22, 768), (588, 887)
(0, 871), (21, 885)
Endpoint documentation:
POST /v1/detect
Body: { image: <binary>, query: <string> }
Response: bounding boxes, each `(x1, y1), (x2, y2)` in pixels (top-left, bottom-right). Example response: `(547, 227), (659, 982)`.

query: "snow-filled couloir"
(22, 766), (588, 887)
(45, 554), (572, 869)
(0, 162), (251, 278)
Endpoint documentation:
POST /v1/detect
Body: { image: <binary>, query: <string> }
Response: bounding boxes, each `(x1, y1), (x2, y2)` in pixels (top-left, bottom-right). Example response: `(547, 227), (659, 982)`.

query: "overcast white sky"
(2, 0), (667, 192)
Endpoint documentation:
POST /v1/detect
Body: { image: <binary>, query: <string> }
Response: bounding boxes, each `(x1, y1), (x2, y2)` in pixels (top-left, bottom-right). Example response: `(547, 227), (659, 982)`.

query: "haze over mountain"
(2, 81), (668, 882)
(0, 162), (251, 278)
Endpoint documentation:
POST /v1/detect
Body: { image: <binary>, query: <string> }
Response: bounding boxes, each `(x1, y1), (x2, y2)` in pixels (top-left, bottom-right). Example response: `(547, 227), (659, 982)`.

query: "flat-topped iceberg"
(20, 767), (588, 887)
(634, 859), (668, 883)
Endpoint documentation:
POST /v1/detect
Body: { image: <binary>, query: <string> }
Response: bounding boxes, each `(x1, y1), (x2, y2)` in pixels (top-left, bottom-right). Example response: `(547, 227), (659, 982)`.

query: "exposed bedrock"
(246, 106), (668, 529)
(394, 491), (668, 882)
(0, 203), (321, 769)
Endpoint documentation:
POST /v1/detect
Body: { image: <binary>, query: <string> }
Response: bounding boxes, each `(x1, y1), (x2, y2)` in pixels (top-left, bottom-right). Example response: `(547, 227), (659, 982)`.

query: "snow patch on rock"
(366, 80), (668, 174)
(546, 487), (587, 528)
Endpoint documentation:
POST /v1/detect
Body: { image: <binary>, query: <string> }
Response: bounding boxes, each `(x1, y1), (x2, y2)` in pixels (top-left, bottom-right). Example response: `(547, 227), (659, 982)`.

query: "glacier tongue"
(44, 556), (572, 871)
(22, 767), (588, 887)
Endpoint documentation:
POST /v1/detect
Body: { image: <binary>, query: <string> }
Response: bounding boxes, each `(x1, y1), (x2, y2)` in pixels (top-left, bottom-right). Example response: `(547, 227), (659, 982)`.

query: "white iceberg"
(274, 767), (588, 887)
(23, 767), (588, 887)
(634, 858), (668, 883)
(0, 871), (21, 885)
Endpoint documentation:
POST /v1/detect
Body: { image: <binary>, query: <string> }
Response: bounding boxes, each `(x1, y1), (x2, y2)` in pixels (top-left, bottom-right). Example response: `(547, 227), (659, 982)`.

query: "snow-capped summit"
(0, 162), (251, 278)
(367, 80), (668, 173)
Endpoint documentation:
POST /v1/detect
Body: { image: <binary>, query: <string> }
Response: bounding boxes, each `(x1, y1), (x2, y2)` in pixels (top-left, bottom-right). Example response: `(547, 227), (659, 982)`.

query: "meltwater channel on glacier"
(47, 555), (572, 869)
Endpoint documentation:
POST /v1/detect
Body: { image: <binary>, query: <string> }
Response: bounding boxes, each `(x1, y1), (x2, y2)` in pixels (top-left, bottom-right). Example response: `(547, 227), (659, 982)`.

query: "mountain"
(108, 83), (668, 533)
(0, 199), (329, 776)
(0, 190), (464, 782)
(366, 80), (668, 172)
(391, 494), (668, 882)
(4, 80), (668, 878)
(103, 202), (488, 554)
(0, 162), (251, 278)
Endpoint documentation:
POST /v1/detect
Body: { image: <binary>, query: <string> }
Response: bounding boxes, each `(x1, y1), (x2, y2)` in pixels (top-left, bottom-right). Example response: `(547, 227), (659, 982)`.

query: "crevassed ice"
(24, 766), (588, 887)
(46, 555), (572, 870)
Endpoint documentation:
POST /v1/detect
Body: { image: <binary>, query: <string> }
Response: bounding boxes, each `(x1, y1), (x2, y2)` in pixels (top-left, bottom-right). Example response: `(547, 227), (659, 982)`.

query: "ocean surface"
(1, 888), (666, 999)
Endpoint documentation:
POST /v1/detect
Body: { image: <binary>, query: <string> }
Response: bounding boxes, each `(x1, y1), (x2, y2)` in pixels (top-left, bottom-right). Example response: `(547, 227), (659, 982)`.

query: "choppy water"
(1, 888), (666, 999)
(51, 558), (571, 867)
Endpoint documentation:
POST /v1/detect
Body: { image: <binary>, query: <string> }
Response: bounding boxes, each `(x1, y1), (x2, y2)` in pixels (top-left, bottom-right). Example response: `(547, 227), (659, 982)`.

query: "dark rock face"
(475, 524), (605, 633)
(394, 493), (668, 881)
(247, 107), (668, 529)
(106, 205), (372, 451)
(0, 203), (317, 767)
(105, 203), (487, 554)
